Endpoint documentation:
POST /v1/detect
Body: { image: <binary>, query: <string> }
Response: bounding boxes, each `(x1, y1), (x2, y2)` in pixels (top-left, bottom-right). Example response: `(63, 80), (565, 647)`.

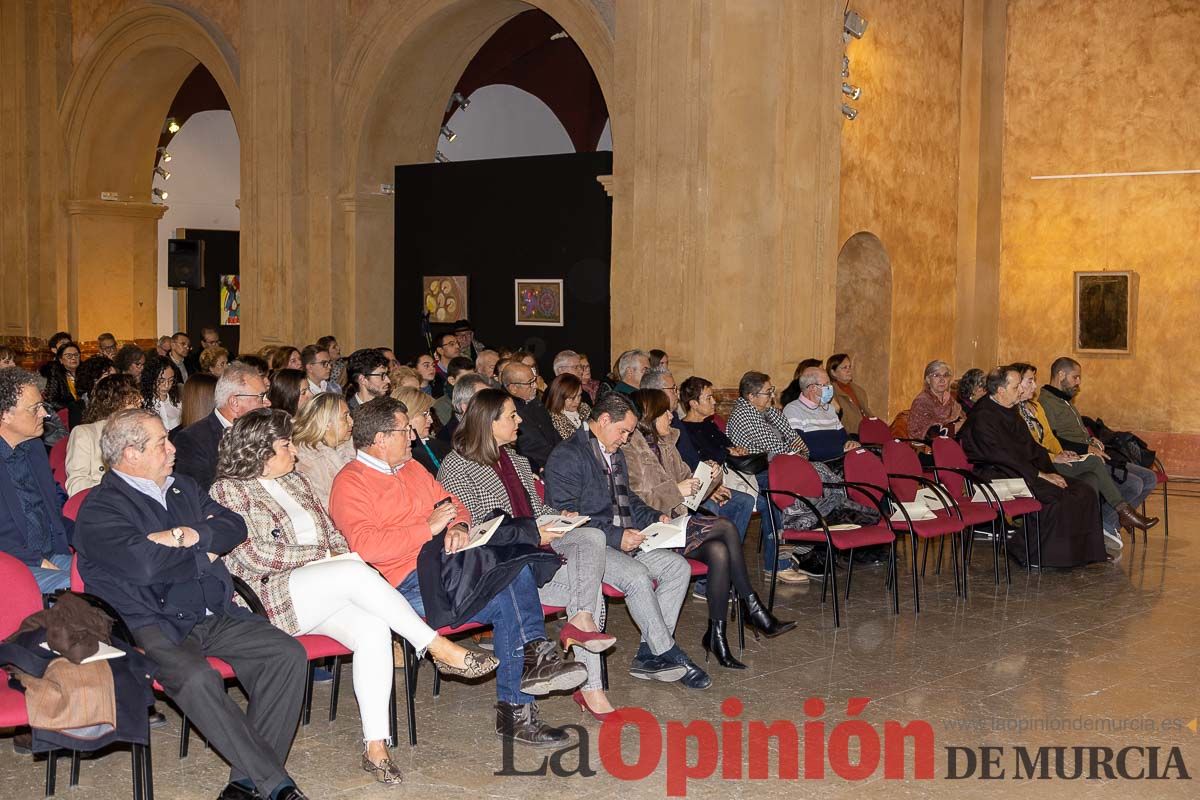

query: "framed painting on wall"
(515, 279), (564, 326)
(423, 276), (468, 323)
(220, 275), (240, 326)
(1075, 271), (1133, 354)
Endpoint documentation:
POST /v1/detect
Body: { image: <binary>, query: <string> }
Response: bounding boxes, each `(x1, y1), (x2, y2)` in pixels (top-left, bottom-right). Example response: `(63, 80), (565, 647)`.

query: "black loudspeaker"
(167, 239), (205, 288)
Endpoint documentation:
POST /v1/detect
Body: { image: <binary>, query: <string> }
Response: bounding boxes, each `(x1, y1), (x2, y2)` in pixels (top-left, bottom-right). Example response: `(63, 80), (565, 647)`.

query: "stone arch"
(333, 0), (614, 348)
(835, 232), (893, 419)
(58, 5), (241, 340)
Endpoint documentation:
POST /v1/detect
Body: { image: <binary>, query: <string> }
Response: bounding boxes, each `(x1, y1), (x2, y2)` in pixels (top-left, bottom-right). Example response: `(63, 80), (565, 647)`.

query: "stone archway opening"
(835, 231), (893, 419)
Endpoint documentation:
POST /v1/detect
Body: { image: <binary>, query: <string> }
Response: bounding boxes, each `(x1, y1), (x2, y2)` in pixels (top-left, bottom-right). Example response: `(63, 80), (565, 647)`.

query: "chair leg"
(765, 513), (780, 612)
(301, 662), (315, 726)
(178, 715), (191, 759)
(1033, 514), (1043, 568)
(909, 532), (921, 614)
(920, 538), (929, 577)
(46, 748), (59, 797)
(329, 655), (343, 722)
(401, 640), (418, 746)
(1162, 481), (1169, 536)
(827, 555), (842, 628)
(69, 750), (80, 787)
(735, 593), (745, 653)
(889, 541), (900, 614)
(432, 668), (441, 699)
(844, 549), (855, 601)
(387, 671), (398, 748)
(141, 741), (155, 800)
(934, 536), (945, 575)
(600, 650), (609, 690)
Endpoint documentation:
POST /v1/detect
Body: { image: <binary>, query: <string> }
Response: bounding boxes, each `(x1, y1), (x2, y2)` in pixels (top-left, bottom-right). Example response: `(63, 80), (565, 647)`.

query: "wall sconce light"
(440, 125), (456, 143)
(842, 83), (862, 101)
(841, 104), (858, 121)
(154, 165), (171, 180)
(844, 10), (868, 40)
(446, 92), (470, 115)
(152, 188), (168, 201)
(156, 147), (172, 163)
(164, 118), (180, 134)
(435, 151), (450, 163)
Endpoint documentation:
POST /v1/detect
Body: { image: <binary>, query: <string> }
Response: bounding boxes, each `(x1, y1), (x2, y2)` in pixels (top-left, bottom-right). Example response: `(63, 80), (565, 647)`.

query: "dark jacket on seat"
(512, 395), (560, 472)
(171, 411), (225, 491)
(0, 437), (71, 567)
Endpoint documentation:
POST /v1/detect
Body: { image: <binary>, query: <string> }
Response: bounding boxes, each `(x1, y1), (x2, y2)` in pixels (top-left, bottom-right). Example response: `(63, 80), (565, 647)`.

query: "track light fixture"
(435, 151), (450, 163)
(843, 9), (868, 40)
(156, 147), (172, 163)
(842, 55), (850, 78)
(445, 92), (470, 115)
(842, 83), (862, 101)
(440, 125), (456, 143)
(164, 117), (180, 134)
(841, 104), (858, 121)
(154, 165), (171, 180)
(152, 187), (168, 201)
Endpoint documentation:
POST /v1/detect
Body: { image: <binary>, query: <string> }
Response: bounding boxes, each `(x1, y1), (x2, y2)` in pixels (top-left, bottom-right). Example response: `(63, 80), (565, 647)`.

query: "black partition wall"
(179, 228), (240, 356)
(393, 152), (612, 373)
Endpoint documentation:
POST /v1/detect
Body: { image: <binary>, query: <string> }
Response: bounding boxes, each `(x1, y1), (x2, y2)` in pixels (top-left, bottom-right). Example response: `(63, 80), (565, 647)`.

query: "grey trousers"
(539, 527), (609, 690)
(135, 613), (308, 795)
(601, 546), (690, 657)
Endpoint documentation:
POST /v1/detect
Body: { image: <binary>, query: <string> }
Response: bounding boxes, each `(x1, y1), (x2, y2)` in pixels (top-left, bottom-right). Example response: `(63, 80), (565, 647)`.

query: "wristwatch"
(171, 527), (185, 547)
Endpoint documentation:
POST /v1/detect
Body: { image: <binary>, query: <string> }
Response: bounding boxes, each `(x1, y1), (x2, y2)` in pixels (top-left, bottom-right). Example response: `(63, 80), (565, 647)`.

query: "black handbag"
(726, 452), (769, 476)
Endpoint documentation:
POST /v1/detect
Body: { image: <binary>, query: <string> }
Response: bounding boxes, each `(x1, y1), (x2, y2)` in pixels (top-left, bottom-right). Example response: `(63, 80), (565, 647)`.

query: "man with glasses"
(173, 362), (272, 491)
(185, 327), (221, 376)
(300, 344), (340, 395)
(544, 391), (710, 690)
(345, 348), (392, 409)
(0, 368), (73, 591)
(97, 332), (119, 360)
(501, 362), (560, 473)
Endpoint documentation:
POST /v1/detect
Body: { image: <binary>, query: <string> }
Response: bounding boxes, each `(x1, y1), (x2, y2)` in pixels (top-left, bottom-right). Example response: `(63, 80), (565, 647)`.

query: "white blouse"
(257, 477), (319, 545)
(155, 398), (182, 431)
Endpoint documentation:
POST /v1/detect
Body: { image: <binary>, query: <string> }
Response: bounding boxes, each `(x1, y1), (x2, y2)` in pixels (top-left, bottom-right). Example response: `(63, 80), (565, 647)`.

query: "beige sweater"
(294, 440), (355, 512)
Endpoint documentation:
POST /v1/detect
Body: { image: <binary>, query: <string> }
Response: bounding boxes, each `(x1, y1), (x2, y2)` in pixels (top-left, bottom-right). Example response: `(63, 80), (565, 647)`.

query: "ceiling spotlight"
(449, 92), (470, 113)
(164, 117), (180, 134)
(844, 9), (868, 40)
(440, 125), (456, 142)
(842, 83), (862, 101)
(435, 151), (450, 163)
(152, 188), (169, 201)
(842, 55), (850, 78)
(154, 165), (171, 180)
(156, 147), (172, 163)
(841, 104), (858, 121)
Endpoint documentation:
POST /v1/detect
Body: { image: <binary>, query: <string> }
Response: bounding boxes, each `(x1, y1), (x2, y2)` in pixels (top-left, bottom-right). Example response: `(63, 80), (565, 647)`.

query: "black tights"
(686, 518), (755, 621)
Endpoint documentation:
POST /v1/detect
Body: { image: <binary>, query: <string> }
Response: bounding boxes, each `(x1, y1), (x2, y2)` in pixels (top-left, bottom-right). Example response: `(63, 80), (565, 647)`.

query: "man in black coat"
(501, 361), (560, 472)
(74, 408), (309, 800)
(172, 361), (271, 491)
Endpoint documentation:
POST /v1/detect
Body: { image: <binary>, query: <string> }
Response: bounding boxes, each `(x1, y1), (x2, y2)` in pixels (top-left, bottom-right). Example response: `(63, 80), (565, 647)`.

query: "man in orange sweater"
(330, 396), (585, 747)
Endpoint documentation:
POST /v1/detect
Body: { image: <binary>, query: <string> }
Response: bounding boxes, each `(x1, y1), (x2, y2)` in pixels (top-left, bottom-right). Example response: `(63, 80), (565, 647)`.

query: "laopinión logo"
(496, 697), (1193, 796)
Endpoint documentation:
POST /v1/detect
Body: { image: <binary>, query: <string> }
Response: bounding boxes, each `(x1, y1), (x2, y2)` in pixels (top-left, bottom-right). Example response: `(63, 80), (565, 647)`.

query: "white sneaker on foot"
(1103, 527), (1124, 550)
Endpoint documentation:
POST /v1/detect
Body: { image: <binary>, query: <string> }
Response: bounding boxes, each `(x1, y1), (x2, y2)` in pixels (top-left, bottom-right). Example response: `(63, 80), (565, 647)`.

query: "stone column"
(609, 0), (843, 387)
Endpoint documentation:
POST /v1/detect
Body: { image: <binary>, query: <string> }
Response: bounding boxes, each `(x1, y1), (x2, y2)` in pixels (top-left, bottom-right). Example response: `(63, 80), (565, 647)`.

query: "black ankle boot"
(742, 593), (797, 638)
(495, 701), (570, 746)
(701, 619), (747, 669)
(519, 638), (588, 695)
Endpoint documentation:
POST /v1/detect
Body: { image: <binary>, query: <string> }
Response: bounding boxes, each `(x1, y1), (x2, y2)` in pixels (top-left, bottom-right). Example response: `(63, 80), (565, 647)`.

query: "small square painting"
(515, 279), (564, 327)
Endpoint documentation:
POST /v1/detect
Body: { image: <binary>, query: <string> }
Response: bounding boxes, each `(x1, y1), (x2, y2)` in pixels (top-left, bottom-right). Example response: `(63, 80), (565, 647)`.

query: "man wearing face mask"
(782, 367), (859, 462)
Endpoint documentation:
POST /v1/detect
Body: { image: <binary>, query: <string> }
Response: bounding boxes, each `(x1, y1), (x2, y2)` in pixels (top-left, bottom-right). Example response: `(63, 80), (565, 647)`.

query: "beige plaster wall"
(836, 0), (966, 420)
(999, 0), (1200, 473)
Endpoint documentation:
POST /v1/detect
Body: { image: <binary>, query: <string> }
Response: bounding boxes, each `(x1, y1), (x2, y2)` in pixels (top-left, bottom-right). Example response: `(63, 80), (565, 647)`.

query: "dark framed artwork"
(1074, 271), (1132, 354)
(514, 279), (564, 326)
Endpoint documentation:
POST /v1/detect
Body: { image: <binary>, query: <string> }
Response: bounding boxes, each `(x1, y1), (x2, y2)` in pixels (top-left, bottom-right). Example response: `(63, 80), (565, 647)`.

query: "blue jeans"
(29, 553), (72, 593)
(754, 471), (787, 570)
(398, 566), (545, 705)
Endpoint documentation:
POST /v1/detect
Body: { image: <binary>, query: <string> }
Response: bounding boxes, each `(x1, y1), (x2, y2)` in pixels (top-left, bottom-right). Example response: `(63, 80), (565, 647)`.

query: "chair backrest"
(534, 478), (546, 502)
(882, 439), (923, 502)
(857, 417), (892, 446)
(0, 552), (45, 639)
(889, 410), (911, 439)
(842, 448), (889, 509)
(70, 553), (85, 593)
(766, 454), (823, 510)
(712, 412), (727, 434)
(49, 437), (68, 487)
(56, 408), (70, 431)
(931, 436), (969, 497)
(63, 487), (90, 522)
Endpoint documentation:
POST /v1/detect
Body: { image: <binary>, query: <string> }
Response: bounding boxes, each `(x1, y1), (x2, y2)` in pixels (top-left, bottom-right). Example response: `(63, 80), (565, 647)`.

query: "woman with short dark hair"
(544, 373), (589, 440)
(211, 409), (497, 785)
(826, 353), (873, 435)
(625, 389), (794, 669)
(113, 344), (146, 381)
(436, 388), (619, 720)
(957, 368), (987, 413)
(43, 341), (83, 410)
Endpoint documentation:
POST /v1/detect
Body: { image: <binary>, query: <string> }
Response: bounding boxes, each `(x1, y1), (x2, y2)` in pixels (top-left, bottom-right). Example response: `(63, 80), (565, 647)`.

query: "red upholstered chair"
(1, 552), (151, 798)
(712, 413), (728, 434)
(763, 454), (897, 627)
(857, 418), (892, 447)
(49, 438), (68, 488)
(931, 437), (1044, 572)
(883, 439), (1000, 585)
(56, 408), (69, 431)
(63, 488), (89, 523)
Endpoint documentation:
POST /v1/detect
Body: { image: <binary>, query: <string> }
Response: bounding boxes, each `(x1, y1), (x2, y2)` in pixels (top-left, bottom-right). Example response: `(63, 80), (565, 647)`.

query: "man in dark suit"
(501, 361), (560, 472)
(172, 361), (271, 491)
(75, 408), (309, 800)
(0, 368), (72, 591)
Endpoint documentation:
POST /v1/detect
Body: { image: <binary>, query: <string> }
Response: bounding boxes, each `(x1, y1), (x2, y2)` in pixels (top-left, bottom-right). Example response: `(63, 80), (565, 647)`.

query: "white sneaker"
(772, 567), (810, 584)
(1103, 528), (1124, 551)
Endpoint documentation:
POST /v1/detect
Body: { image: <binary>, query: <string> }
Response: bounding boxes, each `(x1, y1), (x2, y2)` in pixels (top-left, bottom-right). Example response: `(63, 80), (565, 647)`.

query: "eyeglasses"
(21, 401), (50, 416)
(662, 385), (679, 393)
(364, 372), (389, 380)
(235, 391), (270, 402)
(381, 426), (415, 438)
(507, 379), (538, 387)
(314, 360), (331, 367)
(752, 388), (776, 397)
(61, 352), (80, 360)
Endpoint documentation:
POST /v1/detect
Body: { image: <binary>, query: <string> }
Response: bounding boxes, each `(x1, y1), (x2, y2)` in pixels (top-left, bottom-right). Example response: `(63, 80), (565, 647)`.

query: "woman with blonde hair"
(389, 364), (421, 391)
(292, 392), (356, 511)
(199, 345), (229, 377)
(392, 386), (450, 475)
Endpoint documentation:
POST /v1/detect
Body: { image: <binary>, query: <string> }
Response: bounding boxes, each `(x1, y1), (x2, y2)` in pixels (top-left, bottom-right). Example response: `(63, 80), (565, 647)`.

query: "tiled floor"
(3, 492), (1199, 799)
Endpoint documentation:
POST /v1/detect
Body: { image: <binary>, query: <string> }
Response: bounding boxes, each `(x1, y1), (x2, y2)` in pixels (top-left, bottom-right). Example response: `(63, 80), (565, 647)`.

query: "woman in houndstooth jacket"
(212, 409), (498, 785)
(437, 388), (621, 721)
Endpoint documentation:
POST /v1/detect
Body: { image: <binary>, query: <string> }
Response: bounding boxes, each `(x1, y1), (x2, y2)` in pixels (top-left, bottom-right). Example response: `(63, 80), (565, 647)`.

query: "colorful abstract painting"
(514, 279), (563, 326)
(220, 275), (240, 326)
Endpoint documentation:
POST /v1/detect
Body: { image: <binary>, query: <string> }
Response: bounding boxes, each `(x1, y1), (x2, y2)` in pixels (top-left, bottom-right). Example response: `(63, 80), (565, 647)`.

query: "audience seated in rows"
(300, 344), (337, 396)
(392, 387), (449, 476)
(185, 327), (221, 376)
(826, 353), (872, 436)
(413, 352), (438, 396)
(74, 408), (311, 800)
(552, 349), (594, 406)
(501, 361), (559, 473)
(291, 392), (355, 512)
(957, 367), (987, 413)
(199, 345), (229, 378)
(167, 332), (192, 384)
(545, 372), (588, 440)
(0, 368), (72, 592)
(432, 356), (475, 425)
(610, 349), (650, 395)
(452, 319), (485, 363)
(179, 372), (218, 430)
(782, 366), (859, 462)
(268, 369), (312, 416)
(42, 341), (82, 411)
(543, 391), (711, 690)
(436, 372), (488, 444)
(269, 346), (303, 374)
(345, 348), (391, 409)
(65, 374), (143, 496)
(909, 360), (964, 440)
(212, 408), (497, 785)
(114, 344), (146, 381)
(328, 397), (587, 746)
(142, 357), (182, 432)
(174, 362), (271, 491)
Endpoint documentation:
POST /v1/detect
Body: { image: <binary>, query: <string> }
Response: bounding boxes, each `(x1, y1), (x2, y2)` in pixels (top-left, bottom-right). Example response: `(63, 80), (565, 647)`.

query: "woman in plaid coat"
(212, 409), (497, 785)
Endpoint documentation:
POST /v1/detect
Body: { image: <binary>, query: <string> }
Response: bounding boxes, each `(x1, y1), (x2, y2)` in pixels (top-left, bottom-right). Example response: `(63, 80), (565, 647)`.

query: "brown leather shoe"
(1116, 502), (1159, 533)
